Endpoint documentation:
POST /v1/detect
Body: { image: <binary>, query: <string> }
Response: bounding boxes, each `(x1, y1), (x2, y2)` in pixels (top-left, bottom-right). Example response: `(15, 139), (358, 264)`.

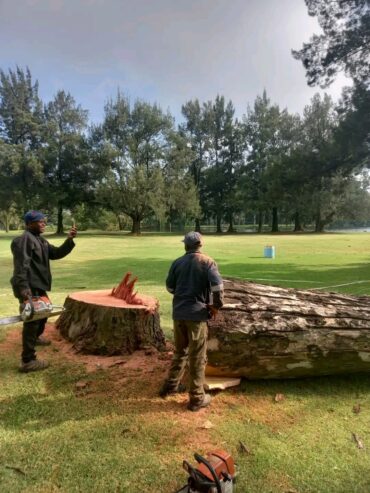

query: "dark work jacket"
(166, 249), (223, 321)
(10, 230), (75, 297)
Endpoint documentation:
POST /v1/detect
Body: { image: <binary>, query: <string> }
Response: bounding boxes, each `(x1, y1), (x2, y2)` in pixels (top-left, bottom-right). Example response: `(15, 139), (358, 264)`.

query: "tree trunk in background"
(56, 204), (64, 234)
(216, 214), (222, 233)
(131, 215), (142, 234)
(257, 210), (263, 233)
(293, 211), (303, 232)
(315, 208), (336, 233)
(315, 207), (324, 232)
(206, 279), (370, 379)
(195, 218), (201, 233)
(117, 214), (126, 231)
(56, 290), (165, 355)
(271, 207), (279, 232)
(227, 212), (235, 233)
(0, 212), (10, 232)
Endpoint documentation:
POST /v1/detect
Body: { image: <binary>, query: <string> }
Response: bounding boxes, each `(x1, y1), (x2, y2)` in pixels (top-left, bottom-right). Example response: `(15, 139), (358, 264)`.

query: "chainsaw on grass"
(0, 295), (65, 326)
(175, 450), (236, 493)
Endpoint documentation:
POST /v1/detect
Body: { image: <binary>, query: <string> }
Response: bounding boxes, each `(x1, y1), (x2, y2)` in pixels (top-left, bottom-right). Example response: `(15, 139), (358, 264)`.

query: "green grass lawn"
(0, 231), (370, 492)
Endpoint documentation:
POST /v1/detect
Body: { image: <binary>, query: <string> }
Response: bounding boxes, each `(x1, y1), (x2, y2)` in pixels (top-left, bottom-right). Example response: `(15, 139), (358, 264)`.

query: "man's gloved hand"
(207, 305), (219, 320)
(20, 288), (32, 300)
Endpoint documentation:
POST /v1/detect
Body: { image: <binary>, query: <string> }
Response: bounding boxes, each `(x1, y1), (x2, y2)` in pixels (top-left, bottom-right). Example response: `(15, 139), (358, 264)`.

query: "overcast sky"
(0, 0), (350, 124)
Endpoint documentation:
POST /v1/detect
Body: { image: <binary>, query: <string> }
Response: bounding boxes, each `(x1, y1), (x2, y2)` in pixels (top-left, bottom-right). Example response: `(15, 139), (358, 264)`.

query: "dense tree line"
(0, 2), (369, 233)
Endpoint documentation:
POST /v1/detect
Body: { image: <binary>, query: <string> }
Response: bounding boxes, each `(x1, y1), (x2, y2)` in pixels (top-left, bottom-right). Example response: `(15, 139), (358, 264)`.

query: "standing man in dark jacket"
(11, 210), (77, 373)
(160, 232), (224, 411)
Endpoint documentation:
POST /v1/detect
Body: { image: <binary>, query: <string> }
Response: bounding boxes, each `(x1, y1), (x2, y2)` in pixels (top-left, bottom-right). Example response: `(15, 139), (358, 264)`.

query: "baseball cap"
(182, 231), (203, 247)
(24, 210), (46, 224)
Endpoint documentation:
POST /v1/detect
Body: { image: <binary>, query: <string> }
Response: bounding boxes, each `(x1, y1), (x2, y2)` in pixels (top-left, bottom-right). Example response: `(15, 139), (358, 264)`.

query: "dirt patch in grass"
(46, 321), (171, 375)
(0, 324), (223, 448)
(0, 322), (306, 457)
(0, 325), (23, 355)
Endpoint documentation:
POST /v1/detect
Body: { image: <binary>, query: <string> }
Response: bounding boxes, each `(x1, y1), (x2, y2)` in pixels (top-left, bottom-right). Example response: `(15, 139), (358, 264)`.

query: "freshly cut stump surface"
(56, 287), (165, 355)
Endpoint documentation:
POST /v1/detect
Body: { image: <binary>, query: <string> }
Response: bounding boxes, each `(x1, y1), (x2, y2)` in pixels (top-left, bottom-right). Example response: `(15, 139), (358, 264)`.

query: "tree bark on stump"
(56, 290), (165, 355)
(206, 279), (370, 379)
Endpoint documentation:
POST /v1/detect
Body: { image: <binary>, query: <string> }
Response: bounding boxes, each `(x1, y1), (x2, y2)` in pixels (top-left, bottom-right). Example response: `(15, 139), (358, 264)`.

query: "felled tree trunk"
(206, 279), (370, 379)
(56, 274), (165, 355)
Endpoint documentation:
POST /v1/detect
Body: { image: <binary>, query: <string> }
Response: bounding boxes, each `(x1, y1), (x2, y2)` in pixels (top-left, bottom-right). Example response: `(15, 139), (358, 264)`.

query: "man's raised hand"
(68, 224), (77, 239)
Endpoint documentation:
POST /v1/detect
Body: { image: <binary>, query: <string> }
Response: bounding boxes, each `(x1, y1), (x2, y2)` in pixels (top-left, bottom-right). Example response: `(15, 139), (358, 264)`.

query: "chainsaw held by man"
(175, 449), (236, 493)
(0, 296), (65, 326)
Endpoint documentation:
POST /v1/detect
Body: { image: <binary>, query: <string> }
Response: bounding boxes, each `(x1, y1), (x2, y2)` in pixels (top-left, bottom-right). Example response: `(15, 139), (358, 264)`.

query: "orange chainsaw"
(175, 450), (236, 493)
(0, 296), (65, 325)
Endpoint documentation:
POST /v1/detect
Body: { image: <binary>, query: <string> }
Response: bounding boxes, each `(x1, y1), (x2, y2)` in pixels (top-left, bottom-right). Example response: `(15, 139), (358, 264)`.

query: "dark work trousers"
(166, 320), (208, 404)
(19, 289), (48, 363)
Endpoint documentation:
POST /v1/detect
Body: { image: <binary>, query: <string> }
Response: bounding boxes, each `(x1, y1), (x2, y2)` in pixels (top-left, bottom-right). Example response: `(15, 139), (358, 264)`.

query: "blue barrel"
(264, 245), (276, 258)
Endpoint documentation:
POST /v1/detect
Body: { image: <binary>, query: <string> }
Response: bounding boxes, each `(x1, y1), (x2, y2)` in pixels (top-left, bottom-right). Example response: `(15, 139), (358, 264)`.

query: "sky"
(0, 0), (350, 124)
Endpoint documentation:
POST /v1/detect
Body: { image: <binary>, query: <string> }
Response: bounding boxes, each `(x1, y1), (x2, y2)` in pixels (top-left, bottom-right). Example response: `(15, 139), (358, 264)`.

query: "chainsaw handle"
(183, 459), (215, 492)
(27, 295), (35, 319)
(194, 453), (223, 493)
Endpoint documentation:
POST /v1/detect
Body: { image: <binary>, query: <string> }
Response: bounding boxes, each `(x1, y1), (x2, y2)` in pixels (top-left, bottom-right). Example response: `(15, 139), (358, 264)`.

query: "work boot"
(19, 359), (50, 373)
(35, 336), (51, 346)
(187, 393), (212, 412)
(159, 382), (187, 398)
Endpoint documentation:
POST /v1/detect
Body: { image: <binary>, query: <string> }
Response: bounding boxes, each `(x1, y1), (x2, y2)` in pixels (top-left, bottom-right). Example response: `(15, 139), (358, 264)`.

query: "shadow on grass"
(239, 372), (370, 398)
(47, 255), (370, 293)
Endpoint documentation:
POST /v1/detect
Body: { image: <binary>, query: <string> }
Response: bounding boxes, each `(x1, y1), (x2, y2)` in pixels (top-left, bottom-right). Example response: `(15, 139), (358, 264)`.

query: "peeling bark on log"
(206, 279), (370, 379)
(56, 290), (165, 355)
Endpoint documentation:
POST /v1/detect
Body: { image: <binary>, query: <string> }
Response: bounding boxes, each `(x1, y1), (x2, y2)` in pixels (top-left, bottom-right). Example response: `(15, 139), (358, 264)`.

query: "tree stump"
(56, 273), (165, 355)
(206, 279), (370, 379)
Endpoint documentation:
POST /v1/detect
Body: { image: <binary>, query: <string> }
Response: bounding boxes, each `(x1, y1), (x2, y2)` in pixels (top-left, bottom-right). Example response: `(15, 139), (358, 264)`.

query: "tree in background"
(0, 141), (21, 231)
(242, 91), (284, 232)
(0, 67), (44, 212)
(292, 0), (370, 87)
(293, 0), (370, 219)
(335, 83), (370, 171)
(300, 93), (339, 231)
(331, 171), (370, 226)
(263, 110), (303, 232)
(42, 90), (90, 233)
(98, 93), (174, 234)
(203, 96), (243, 233)
(1, 62), (369, 233)
(180, 99), (210, 232)
(162, 131), (200, 231)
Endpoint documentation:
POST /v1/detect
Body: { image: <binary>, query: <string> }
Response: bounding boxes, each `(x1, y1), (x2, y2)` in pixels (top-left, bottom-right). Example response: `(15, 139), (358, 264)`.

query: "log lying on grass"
(56, 273), (165, 355)
(206, 279), (370, 379)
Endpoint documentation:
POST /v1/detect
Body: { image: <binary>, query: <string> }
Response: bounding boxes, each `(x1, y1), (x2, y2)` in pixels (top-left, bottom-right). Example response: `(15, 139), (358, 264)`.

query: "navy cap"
(24, 210), (46, 224)
(182, 231), (203, 247)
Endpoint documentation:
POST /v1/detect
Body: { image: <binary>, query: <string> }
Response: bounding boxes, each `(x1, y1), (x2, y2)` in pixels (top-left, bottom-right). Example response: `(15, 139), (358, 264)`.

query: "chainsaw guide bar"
(0, 296), (65, 326)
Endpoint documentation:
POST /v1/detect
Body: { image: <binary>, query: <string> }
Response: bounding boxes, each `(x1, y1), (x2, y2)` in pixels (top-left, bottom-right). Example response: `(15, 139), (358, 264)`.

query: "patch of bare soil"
(0, 324), (223, 449)
(0, 322), (302, 464)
